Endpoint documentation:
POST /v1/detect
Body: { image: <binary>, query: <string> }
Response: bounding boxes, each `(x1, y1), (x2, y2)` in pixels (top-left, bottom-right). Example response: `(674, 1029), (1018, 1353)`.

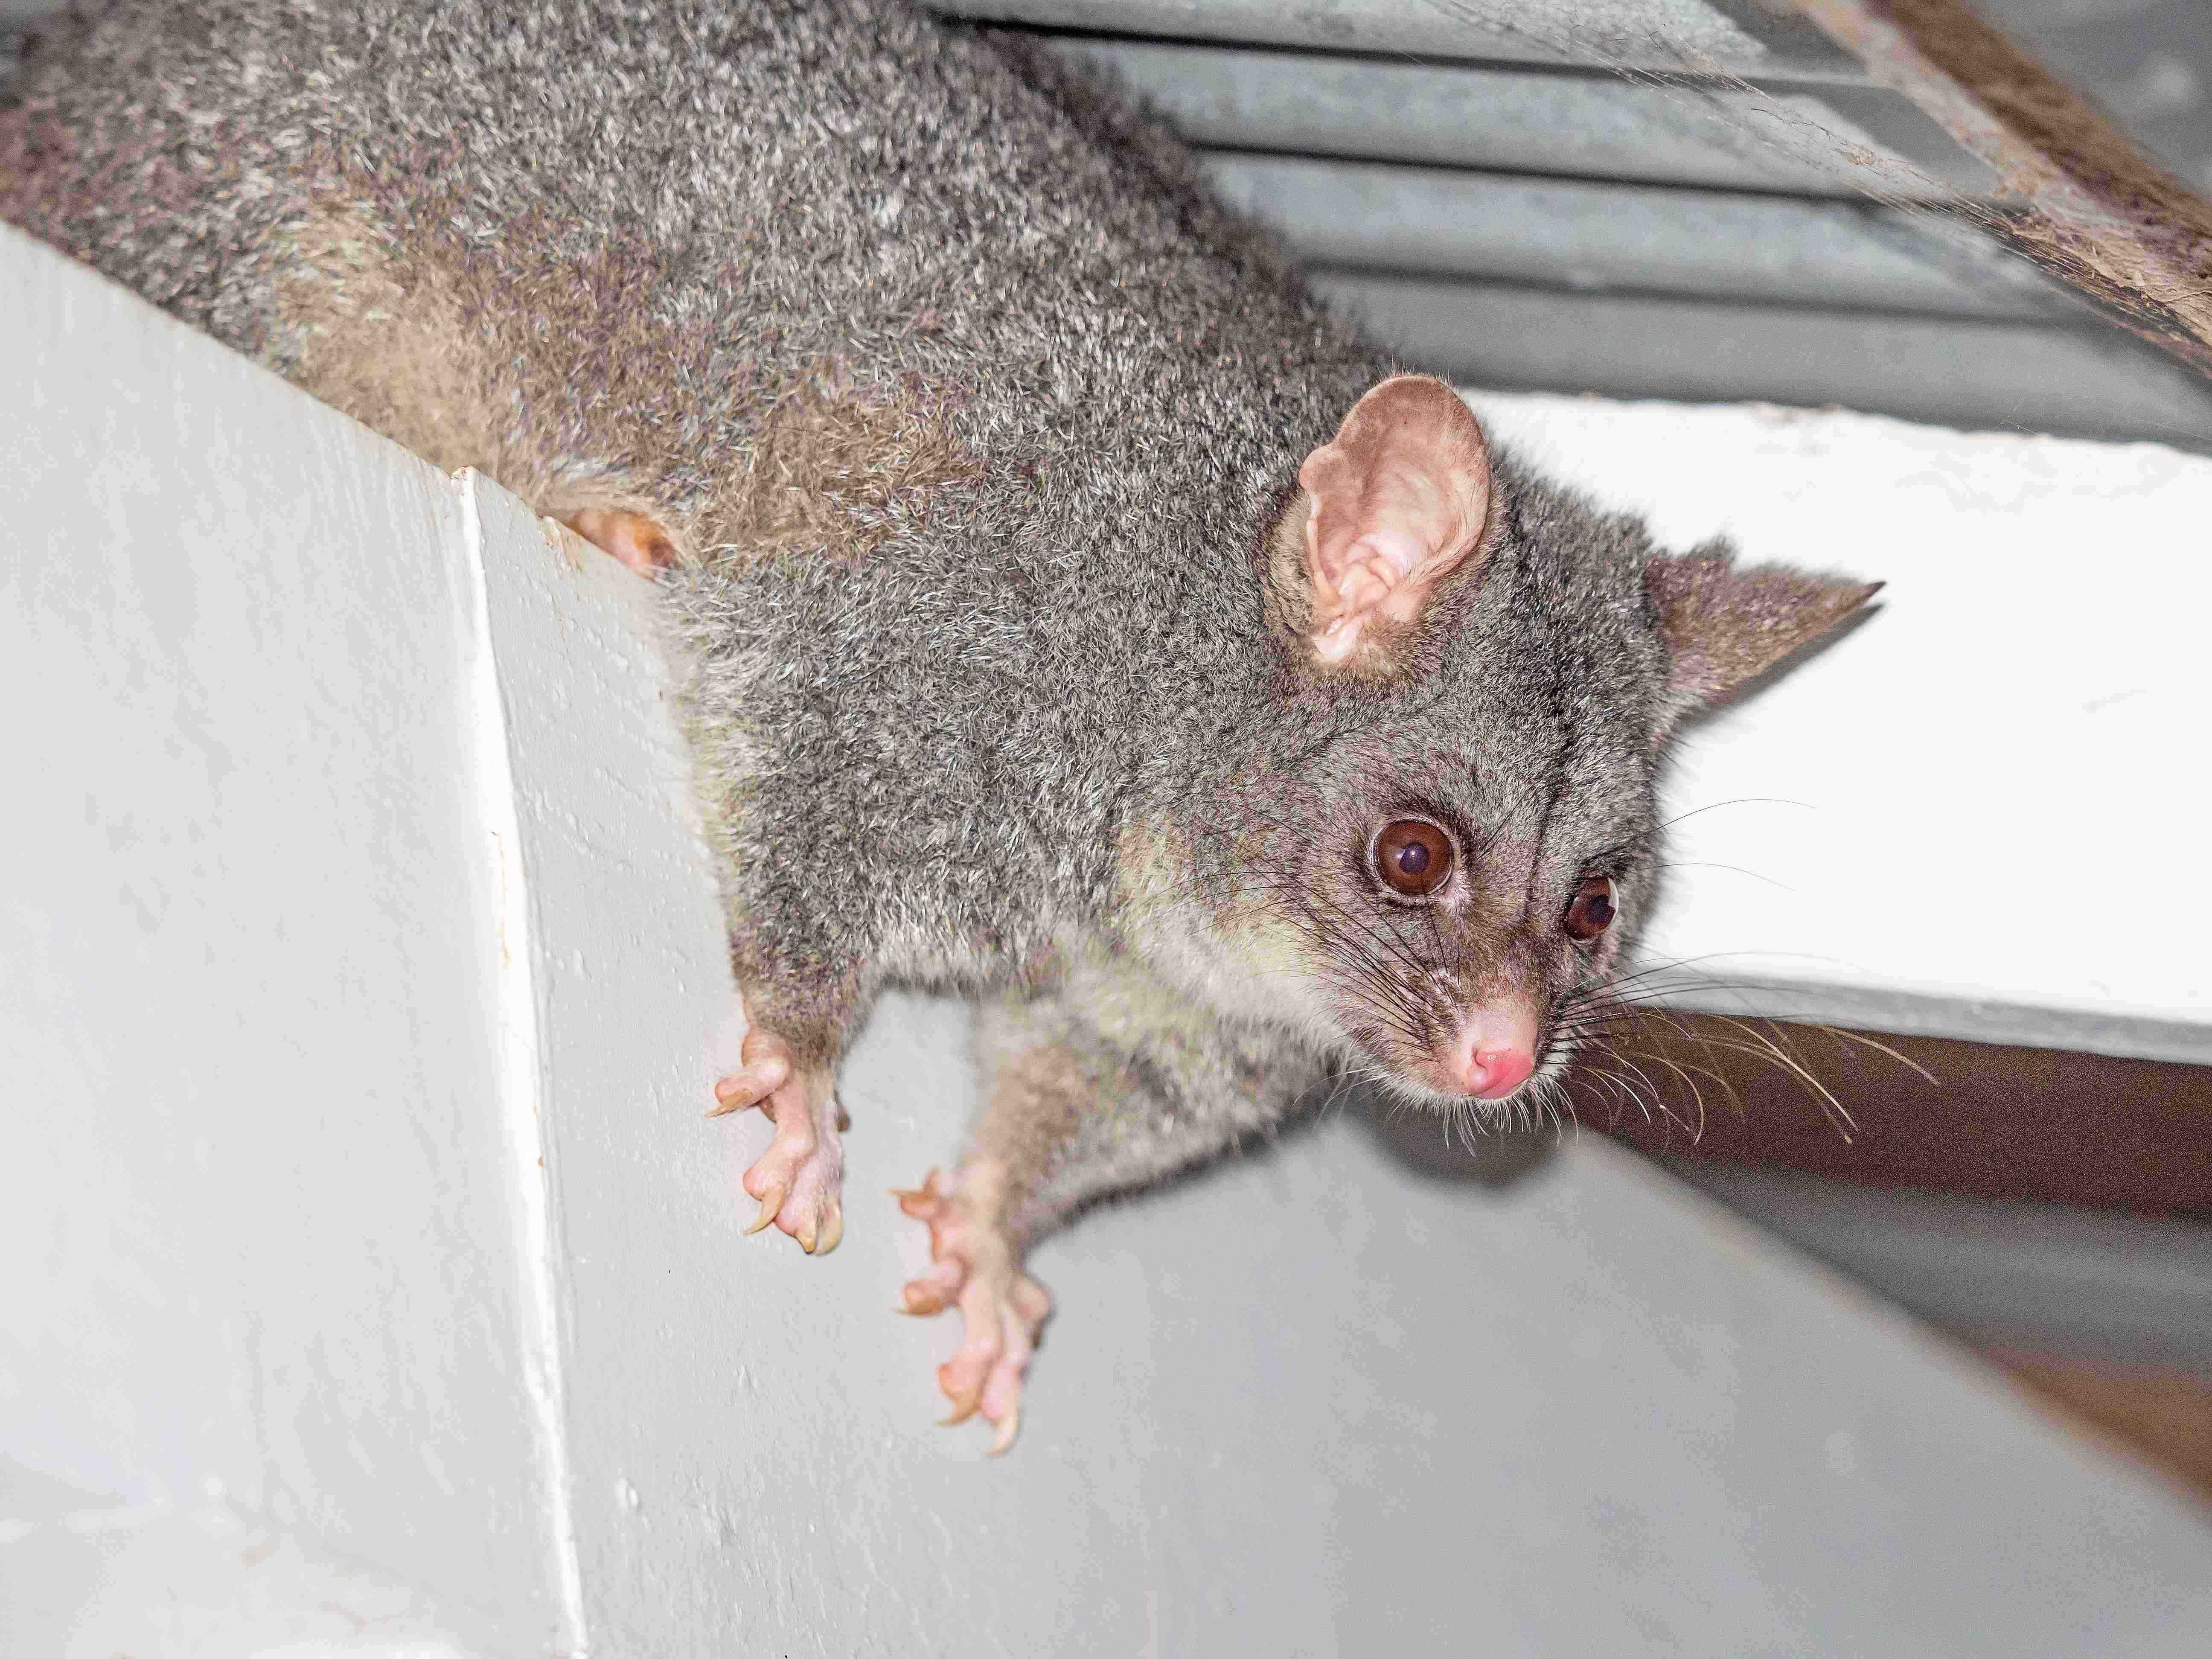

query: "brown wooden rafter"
(1793, 0), (2212, 381)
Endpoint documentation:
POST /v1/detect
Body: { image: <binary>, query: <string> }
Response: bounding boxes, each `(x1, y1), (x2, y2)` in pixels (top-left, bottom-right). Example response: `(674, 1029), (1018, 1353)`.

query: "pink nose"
(1462, 1045), (1534, 1100)
(1445, 1004), (1540, 1100)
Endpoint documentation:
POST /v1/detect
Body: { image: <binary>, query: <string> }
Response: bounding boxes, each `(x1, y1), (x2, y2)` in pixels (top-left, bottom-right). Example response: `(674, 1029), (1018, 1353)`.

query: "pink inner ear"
(1298, 375), (1493, 663)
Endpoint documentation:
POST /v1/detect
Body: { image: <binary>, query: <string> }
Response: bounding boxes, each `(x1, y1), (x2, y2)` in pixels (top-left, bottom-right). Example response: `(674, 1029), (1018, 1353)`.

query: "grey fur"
(2, 1), (1872, 1274)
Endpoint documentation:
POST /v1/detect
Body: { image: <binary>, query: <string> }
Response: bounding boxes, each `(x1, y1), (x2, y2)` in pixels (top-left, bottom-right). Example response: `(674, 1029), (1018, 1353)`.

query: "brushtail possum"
(3, 0), (1877, 1451)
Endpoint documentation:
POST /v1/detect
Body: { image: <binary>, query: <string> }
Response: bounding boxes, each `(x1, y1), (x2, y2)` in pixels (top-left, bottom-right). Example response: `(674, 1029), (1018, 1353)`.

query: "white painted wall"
(0, 233), (575, 1651)
(7, 224), (2212, 1656)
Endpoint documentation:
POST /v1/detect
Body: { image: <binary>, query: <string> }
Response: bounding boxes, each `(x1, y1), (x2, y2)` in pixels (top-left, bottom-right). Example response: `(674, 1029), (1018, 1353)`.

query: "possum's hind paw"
(562, 507), (678, 578)
(709, 1027), (845, 1255)
(893, 1168), (1053, 1455)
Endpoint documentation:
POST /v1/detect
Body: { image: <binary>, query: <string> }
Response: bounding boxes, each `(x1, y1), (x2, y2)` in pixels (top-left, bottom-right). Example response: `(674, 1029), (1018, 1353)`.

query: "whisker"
(1684, 1018), (1856, 1142)
(1653, 861), (1795, 892)
(1798, 1024), (1941, 1088)
(1618, 1047), (1740, 1136)
(1655, 797), (1810, 833)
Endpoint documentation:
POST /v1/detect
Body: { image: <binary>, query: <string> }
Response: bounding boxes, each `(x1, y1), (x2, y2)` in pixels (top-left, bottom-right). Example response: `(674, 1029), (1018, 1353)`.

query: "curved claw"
(707, 1052), (791, 1118)
(893, 1170), (946, 1219)
(744, 1184), (787, 1236)
(815, 1198), (844, 1256)
(987, 1406), (1021, 1458)
(937, 1369), (984, 1426)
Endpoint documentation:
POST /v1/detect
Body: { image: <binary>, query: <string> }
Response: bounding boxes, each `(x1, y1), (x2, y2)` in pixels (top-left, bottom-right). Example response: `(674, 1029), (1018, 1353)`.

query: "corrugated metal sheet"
(943, 0), (2212, 446)
(1199, 155), (2061, 315)
(940, 0), (1868, 78)
(1322, 272), (2212, 439)
(7, 0), (2209, 443)
(1054, 38), (1997, 196)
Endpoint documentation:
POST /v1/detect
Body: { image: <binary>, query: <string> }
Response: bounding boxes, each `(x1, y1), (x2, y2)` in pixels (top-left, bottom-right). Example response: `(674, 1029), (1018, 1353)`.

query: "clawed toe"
(708, 1030), (794, 1119)
(891, 1168), (949, 1222)
(938, 1387), (983, 1428)
(744, 1184), (787, 1234)
(898, 1254), (963, 1315)
(739, 1178), (844, 1253)
(792, 1196), (838, 1256)
(705, 1051), (788, 1117)
(745, 1159), (844, 1250)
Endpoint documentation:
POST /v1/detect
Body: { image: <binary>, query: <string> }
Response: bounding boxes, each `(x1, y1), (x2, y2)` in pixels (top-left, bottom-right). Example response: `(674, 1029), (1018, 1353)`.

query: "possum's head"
(1161, 375), (1877, 1114)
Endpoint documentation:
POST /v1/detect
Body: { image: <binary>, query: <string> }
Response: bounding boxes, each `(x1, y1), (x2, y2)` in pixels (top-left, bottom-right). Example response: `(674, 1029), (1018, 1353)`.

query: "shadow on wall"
(1353, 1090), (1564, 1190)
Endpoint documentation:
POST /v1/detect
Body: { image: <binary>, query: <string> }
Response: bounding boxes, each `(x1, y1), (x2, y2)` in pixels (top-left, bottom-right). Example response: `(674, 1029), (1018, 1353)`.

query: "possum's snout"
(1443, 1001), (1540, 1099)
(1387, 992), (1541, 1103)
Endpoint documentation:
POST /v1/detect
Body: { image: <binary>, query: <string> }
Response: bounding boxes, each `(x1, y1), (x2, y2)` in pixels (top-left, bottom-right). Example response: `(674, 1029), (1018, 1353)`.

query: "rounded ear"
(1292, 375), (1494, 667)
(1646, 544), (1882, 730)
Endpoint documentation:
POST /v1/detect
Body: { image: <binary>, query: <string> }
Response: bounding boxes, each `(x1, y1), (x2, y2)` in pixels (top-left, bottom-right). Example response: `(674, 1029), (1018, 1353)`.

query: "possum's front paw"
(708, 1027), (845, 1255)
(893, 1167), (1052, 1455)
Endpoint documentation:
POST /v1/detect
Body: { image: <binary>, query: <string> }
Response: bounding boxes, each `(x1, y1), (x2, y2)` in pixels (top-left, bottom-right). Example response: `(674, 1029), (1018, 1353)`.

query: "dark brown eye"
(1374, 819), (1453, 897)
(1565, 876), (1616, 940)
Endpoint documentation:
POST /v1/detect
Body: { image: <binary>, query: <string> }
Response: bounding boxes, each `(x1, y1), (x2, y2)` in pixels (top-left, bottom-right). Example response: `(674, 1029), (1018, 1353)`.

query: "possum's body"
(6, 0), (1404, 1016)
(3, 0), (1876, 1450)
